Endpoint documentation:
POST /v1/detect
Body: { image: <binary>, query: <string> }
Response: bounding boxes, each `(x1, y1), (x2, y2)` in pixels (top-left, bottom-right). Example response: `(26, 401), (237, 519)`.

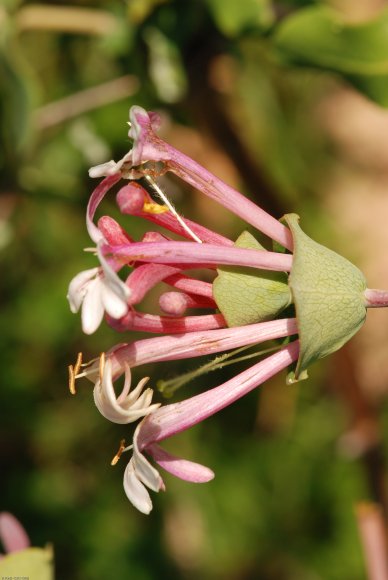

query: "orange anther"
(68, 365), (76, 395)
(73, 352), (83, 376)
(99, 352), (106, 382)
(111, 439), (126, 466)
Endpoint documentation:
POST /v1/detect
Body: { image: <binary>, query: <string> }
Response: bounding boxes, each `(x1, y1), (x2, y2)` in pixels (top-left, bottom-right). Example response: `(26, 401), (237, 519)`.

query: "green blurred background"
(2, 1), (388, 578)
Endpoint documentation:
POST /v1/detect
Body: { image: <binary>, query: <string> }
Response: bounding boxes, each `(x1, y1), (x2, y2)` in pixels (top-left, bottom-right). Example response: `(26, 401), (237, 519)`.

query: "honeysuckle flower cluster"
(68, 105), (388, 514)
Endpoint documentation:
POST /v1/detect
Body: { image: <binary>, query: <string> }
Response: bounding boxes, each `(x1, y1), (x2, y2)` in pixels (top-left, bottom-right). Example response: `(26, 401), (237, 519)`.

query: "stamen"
(99, 352), (106, 382)
(111, 439), (133, 465)
(80, 356), (99, 368)
(73, 352), (83, 376)
(144, 174), (203, 244)
(68, 353), (97, 394)
(68, 365), (76, 395)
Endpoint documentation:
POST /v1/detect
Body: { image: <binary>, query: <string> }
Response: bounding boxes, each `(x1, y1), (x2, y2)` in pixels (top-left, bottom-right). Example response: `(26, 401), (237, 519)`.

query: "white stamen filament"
(144, 175), (203, 244)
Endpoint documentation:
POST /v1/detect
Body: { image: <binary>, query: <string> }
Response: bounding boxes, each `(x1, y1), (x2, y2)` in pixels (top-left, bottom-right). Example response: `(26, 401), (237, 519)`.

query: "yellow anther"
(99, 352), (106, 382)
(68, 365), (76, 395)
(73, 352), (83, 376)
(111, 439), (126, 466)
(143, 201), (169, 215)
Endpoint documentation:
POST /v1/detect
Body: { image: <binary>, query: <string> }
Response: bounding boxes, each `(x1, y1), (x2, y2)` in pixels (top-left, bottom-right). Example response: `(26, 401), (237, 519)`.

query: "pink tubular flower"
(69, 105), (388, 513)
(71, 318), (298, 513)
(0, 512), (30, 557)
(127, 341), (299, 514)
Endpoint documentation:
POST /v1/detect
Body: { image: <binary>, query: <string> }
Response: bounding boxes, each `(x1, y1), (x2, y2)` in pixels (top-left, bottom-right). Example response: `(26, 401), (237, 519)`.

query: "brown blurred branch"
(33, 76), (140, 130)
(183, 30), (288, 219)
(15, 5), (119, 36)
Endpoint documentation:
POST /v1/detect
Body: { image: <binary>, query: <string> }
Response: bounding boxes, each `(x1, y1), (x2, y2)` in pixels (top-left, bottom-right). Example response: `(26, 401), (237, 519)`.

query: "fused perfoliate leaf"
(0, 546), (54, 580)
(285, 214), (367, 380)
(213, 231), (292, 327)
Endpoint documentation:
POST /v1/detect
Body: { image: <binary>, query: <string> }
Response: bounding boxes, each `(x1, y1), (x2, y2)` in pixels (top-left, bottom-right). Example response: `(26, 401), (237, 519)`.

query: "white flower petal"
(94, 383), (132, 424)
(121, 420), (167, 513)
(95, 359), (121, 407)
(101, 281), (128, 319)
(94, 390), (159, 424)
(89, 151), (134, 179)
(126, 388), (154, 411)
(123, 460), (153, 514)
(93, 360), (159, 424)
(133, 424), (164, 492)
(116, 366), (137, 404)
(67, 268), (99, 313)
(81, 278), (105, 334)
(98, 246), (131, 302)
(88, 160), (119, 178)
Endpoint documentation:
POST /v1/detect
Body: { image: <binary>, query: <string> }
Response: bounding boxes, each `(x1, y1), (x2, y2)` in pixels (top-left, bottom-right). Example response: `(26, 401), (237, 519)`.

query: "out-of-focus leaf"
(144, 27), (187, 103)
(0, 51), (31, 170)
(1, 0), (22, 12)
(205, 0), (274, 37)
(0, 546), (54, 580)
(127, 0), (168, 24)
(274, 6), (388, 106)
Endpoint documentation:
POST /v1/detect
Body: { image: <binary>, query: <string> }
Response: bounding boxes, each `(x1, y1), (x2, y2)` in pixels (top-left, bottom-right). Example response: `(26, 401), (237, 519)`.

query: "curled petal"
(86, 174), (122, 243)
(148, 444), (215, 483)
(93, 360), (160, 424)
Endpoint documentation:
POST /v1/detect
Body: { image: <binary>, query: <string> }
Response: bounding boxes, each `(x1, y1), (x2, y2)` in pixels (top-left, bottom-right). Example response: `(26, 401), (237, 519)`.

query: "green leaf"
(285, 214), (366, 380)
(205, 0), (274, 37)
(0, 546), (54, 580)
(274, 6), (388, 106)
(213, 231), (292, 327)
(127, 0), (166, 24)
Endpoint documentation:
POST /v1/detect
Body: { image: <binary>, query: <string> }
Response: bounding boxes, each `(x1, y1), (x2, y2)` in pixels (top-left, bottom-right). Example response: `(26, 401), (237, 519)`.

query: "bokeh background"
(2, 1), (388, 578)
